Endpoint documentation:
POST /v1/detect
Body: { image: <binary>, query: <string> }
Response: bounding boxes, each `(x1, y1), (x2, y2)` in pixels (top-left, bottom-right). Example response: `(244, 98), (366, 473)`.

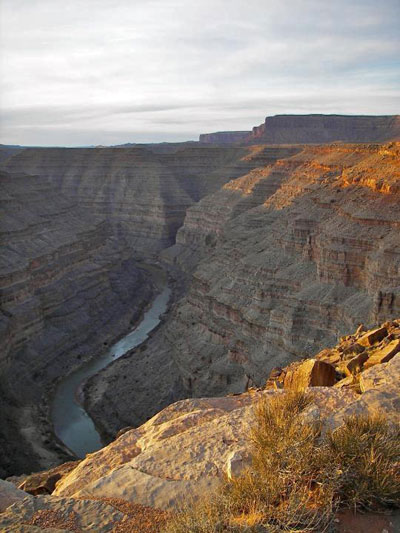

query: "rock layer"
(247, 114), (400, 144)
(86, 143), (400, 434)
(0, 170), (155, 476)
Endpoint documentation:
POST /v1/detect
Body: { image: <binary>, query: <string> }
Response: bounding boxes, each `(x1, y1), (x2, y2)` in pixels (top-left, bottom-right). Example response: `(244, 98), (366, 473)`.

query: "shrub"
(325, 414), (400, 511)
(164, 392), (400, 532)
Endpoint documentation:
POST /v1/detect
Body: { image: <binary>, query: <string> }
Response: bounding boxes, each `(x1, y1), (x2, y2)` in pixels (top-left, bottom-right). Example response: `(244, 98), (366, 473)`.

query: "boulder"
(363, 339), (400, 369)
(360, 353), (400, 393)
(0, 479), (32, 512)
(340, 352), (369, 376)
(283, 359), (336, 391)
(18, 461), (80, 496)
(357, 326), (388, 347)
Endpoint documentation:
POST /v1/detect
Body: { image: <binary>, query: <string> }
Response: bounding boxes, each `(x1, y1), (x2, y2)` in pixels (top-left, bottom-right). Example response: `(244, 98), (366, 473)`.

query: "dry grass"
(164, 392), (400, 533)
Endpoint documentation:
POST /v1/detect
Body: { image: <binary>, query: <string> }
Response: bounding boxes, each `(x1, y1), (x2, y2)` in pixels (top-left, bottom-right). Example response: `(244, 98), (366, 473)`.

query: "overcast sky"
(0, 0), (399, 146)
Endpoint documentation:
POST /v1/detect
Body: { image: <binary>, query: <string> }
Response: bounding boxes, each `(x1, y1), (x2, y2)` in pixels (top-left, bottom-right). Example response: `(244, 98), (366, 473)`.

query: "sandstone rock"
(0, 495), (124, 532)
(340, 352), (369, 376)
(18, 461), (79, 495)
(334, 376), (355, 389)
(359, 353), (400, 393)
(54, 389), (356, 510)
(226, 450), (251, 480)
(315, 349), (341, 365)
(363, 339), (400, 369)
(328, 354), (400, 428)
(357, 326), (388, 347)
(283, 359), (336, 391)
(0, 479), (32, 512)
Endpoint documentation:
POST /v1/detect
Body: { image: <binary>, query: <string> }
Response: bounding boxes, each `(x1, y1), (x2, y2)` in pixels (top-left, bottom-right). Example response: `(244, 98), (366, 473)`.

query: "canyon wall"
(0, 169), (156, 476)
(85, 142), (400, 438)
(247, 114), (400, 144)
(1, 145), (281, 256)
(1, 140), (399, 475)
(0, 144), (292, 475)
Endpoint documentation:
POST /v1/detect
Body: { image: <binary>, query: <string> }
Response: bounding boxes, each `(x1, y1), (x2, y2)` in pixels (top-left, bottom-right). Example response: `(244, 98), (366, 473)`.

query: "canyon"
(0, 115), (399, 481)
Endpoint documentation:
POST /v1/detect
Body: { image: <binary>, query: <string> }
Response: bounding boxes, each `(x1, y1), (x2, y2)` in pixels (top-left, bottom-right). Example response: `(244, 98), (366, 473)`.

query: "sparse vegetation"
(165, 392), (400, 532)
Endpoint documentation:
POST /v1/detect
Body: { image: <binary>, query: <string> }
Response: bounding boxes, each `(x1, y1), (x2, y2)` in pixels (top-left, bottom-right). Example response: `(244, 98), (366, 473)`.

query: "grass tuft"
(164, 392), (400, 532)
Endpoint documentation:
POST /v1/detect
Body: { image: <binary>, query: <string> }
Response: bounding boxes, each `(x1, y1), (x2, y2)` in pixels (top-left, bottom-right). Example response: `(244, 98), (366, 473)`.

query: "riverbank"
(51, 263), (171, 458)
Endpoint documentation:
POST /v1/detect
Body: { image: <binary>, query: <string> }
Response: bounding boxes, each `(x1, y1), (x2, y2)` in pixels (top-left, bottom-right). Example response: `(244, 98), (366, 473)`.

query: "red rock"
(283, 359), (336, 391)
(357, 326), (388, 347)
(341, 352), (369, 376)
(364, 339), (400, 369)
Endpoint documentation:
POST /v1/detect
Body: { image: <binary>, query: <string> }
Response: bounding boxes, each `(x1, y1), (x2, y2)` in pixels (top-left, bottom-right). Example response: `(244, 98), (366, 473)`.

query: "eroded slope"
(86, 143), (400, 437)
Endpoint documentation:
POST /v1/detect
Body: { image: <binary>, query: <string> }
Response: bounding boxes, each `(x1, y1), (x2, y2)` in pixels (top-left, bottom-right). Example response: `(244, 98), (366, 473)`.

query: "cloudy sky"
(0, 0), (399, 146)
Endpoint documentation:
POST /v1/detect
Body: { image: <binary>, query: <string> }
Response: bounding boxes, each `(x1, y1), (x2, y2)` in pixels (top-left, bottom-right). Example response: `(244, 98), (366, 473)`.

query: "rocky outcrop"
(54, 388), (357, 509)
(247, 114), (400, 144)
(86, 143), (400, 434)
(53, 322), (400, 511)
(0, 480), (32, 512)
(199, 131), (251, 144)
(1, 321), (398, 530)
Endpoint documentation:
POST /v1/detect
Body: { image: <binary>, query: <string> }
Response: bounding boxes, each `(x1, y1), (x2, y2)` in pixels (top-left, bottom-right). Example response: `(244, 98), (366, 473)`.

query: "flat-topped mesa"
(199, 131), (251, 144)
(247, 114), (400, 144)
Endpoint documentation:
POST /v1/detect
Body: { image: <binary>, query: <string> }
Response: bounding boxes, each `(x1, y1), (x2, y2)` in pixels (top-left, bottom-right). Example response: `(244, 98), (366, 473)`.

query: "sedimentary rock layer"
(1, 145), (287, 256)
(86, 143), (400, 435)
(0, 170), (154, 476)
(0, 144), (295, 474)
(247, 114), (400, 144)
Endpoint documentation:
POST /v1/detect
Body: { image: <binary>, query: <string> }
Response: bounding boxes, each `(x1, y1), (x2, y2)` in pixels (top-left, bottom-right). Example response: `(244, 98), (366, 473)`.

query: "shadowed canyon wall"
(84, 142), (400, 440)
(0, 145), (291, 475)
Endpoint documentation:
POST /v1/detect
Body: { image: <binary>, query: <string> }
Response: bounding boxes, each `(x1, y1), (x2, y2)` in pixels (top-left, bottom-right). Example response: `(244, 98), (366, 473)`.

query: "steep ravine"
(0, 145), (292, 475)
(1, 142), (399, 477)
(0, 170), (156, 476)
(85, 143), (400, 436)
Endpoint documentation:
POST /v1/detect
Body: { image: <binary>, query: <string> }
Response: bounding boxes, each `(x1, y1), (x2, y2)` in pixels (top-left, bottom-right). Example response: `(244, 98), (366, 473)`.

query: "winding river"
(52, 278), (171, 458)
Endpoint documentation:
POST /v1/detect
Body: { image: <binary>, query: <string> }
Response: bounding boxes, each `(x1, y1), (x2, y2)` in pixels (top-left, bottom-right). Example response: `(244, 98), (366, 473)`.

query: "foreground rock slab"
(0, 495), (124, 532)
(0, 479), (33, 512)
(54, 388), (356, 510)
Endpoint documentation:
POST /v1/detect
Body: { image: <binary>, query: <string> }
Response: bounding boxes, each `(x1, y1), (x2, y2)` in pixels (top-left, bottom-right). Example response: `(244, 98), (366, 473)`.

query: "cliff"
(247, 114), (400, 144)
(86, 143), (400, 438)
(2, 145), (294, 256)
(0, 170), (158, 477)
(0, 144), (294, 475)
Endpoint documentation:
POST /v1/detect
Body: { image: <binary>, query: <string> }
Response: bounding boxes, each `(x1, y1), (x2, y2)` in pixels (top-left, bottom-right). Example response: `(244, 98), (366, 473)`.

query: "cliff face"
(0, 170), (155, 476)
(1, 145), (278, 256)
(247, 114), (400, 144)
(0, 144), (294, 475)
(86, 143), (400, 436)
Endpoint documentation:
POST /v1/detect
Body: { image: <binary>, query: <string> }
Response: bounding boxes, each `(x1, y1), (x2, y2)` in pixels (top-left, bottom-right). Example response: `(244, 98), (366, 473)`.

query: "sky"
(0, 0), (399, 146)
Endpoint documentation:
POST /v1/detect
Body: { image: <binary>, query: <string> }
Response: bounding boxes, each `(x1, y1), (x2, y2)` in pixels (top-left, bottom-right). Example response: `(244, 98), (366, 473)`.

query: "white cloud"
(0, 0), (399, 145)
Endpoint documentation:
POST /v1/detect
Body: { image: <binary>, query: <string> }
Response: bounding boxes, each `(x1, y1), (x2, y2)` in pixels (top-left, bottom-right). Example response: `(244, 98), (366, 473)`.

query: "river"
(52, 280), (171, 458)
